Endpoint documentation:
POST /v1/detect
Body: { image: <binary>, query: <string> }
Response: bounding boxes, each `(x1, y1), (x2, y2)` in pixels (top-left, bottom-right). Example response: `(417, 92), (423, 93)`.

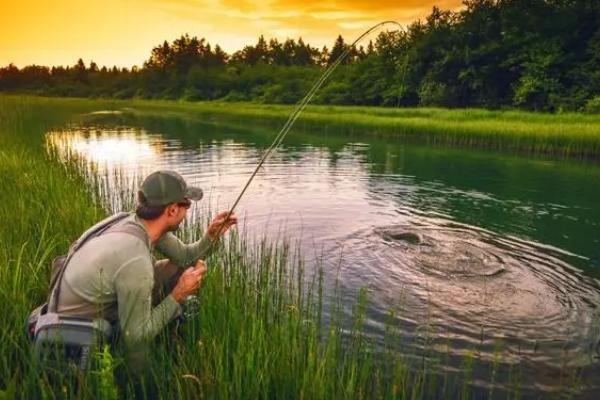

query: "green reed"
(121, 99), (600, 161)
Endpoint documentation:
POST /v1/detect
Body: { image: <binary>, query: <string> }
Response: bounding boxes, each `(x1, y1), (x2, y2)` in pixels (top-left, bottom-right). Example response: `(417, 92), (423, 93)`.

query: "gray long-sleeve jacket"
(57, 212), (212, 351)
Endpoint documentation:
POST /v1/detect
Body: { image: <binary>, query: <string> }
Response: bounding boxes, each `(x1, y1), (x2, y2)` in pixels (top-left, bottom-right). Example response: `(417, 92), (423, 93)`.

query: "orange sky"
(0, 0), (462, 68)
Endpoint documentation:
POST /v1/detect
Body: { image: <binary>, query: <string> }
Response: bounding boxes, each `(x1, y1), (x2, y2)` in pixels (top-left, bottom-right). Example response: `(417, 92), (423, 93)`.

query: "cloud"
(0, 0), (464, 66)
(220, 0), (260, 13)
(268, 0), (461, 13)
(152, 0), (463, 24)
(144, 0), (464, 52)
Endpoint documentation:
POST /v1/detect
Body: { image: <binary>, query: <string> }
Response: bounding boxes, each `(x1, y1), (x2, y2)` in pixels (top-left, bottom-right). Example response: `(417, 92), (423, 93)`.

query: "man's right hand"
(171, 260), (207, 303)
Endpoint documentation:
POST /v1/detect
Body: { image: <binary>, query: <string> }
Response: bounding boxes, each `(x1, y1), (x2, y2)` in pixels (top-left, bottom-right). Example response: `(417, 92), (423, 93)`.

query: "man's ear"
(165, 203), (178, 218)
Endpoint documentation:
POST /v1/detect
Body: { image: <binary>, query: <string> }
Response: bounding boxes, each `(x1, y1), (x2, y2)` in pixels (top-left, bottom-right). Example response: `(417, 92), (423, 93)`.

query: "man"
(54, 170), (237, 366)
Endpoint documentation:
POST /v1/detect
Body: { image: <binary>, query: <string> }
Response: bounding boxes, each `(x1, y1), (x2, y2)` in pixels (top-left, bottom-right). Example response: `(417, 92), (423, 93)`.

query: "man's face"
(167, 198), (191, 232)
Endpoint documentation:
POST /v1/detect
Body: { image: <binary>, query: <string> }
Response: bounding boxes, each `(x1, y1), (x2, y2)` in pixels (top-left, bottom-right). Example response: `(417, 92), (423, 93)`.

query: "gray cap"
(139, 170), (203, 206)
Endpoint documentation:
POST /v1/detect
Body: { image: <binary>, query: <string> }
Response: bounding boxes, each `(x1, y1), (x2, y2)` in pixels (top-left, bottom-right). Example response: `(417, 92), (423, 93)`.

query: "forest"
(2, 0), (600, 112)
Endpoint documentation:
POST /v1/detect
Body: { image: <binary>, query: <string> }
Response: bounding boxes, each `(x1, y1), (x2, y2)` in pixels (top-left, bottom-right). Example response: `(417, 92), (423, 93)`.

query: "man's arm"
(114, 255), (180, 346)
(155, 232), (213, 269)
(155, 211), (237, 268)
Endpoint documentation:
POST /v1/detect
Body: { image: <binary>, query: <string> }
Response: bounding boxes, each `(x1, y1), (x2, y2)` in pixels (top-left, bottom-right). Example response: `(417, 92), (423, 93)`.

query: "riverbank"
(123, 99), (600, 161)
(5, 94), (600, 160)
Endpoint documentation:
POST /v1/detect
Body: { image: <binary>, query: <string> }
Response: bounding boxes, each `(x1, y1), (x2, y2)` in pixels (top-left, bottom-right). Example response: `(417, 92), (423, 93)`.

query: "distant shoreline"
(3, 94), (600, 160)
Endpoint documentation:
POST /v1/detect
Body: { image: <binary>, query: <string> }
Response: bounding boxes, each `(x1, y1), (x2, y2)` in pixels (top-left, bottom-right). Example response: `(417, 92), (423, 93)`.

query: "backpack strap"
(102, 221), (149, 246)
(48, 212), (142, 313)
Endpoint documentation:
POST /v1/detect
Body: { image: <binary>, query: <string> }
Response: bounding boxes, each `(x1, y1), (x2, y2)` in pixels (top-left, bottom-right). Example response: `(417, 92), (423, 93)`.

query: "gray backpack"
(27, 212), (148, 370)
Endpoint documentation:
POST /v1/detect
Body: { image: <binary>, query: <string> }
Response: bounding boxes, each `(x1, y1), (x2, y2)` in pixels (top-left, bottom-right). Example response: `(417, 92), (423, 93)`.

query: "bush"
(220, 90), (249, 102)
(584, 96), (600, 114)
(262, 80), (304, 104)
(314, 81), (353, 105)
(418, 80), (449, 107)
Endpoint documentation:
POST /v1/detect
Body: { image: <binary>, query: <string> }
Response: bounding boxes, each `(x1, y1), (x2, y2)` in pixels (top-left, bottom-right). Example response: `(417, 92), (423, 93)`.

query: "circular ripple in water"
(376, 224), (508, 278)
(337, 215), (600, 370)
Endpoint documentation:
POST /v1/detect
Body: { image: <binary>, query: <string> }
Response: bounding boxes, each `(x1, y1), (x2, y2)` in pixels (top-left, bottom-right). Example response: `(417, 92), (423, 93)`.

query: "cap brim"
(185, 186), (203, 201)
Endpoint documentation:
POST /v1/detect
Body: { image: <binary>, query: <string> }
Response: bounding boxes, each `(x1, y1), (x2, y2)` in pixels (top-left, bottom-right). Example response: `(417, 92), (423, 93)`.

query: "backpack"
(26, 212), (148, 370)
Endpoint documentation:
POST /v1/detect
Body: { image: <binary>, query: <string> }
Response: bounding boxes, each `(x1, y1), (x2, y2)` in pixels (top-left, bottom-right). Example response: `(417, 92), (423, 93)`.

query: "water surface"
(47, 112), (600, 397)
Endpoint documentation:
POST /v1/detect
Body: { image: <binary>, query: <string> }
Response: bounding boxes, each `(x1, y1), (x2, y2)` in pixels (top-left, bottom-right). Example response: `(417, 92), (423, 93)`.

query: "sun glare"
(47, 129), (161, 166)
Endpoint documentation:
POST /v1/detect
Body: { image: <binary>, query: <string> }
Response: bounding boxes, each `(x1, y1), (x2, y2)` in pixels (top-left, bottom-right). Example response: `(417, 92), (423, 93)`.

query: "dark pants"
(151, 259), (183, 307)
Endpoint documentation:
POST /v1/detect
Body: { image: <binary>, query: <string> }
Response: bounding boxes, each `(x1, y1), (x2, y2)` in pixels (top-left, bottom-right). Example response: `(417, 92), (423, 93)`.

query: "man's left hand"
(206, 211), (238, 241)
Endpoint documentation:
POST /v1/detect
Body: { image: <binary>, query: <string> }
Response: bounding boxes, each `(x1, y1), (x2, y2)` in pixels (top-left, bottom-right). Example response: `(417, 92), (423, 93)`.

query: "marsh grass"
(0, 95), (594, 399)
(120, 99), (600, 161)
(7, 94), (600, 161)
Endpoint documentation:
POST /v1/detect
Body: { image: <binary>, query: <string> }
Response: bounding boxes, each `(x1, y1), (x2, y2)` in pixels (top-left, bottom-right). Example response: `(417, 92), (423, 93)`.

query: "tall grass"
(119, 99), (600, 161)
(5, 94), (600, 161)
(0, 95), (591, 399)
(0, 95), (116, 398)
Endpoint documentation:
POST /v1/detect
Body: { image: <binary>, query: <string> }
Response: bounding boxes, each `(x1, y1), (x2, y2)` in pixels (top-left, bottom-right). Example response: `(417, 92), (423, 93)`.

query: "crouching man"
(51, 170), (237, 372)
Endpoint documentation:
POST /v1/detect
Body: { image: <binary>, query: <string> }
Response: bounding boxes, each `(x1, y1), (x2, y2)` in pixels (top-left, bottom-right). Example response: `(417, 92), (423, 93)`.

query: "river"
(47, 110), (600, 397)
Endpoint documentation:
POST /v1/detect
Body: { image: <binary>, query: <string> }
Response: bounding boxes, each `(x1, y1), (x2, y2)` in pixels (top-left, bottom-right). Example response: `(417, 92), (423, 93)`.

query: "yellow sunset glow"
(0, 0), (462, 68)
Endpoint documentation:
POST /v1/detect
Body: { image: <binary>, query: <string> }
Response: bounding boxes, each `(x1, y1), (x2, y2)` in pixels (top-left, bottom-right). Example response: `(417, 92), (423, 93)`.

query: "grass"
(117, 99), (600, 161)
(5, 94), (600, 161)
(0, 95), (593, 399)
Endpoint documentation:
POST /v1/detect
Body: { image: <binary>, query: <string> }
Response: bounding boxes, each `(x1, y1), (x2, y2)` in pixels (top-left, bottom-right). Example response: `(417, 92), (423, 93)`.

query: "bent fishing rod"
(210, 21), (404, 242)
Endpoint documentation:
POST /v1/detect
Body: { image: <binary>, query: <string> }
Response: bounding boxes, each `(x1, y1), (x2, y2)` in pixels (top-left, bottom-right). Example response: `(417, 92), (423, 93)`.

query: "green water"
(48, 111), (600, 396)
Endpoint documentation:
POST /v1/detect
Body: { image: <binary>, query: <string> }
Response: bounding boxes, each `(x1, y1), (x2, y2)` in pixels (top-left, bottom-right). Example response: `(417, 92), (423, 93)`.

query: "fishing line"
(212, 20), (404, 239)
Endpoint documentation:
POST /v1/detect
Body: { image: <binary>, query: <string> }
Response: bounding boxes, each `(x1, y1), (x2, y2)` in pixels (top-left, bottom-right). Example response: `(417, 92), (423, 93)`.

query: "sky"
(0, 0), (463, 68)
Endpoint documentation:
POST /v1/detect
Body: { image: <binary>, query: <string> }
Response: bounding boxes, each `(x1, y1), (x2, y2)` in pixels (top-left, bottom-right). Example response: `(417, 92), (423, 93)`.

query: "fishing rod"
(210, 21), (404, 241)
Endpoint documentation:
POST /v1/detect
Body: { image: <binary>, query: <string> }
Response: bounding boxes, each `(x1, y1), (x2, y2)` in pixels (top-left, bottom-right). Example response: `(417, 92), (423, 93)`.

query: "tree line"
(2, 0), (600, 112)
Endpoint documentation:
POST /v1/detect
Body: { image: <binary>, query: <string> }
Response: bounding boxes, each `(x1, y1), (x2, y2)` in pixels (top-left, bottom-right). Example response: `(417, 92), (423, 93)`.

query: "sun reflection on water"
(46, 127), (168, 211)
(47, 127), (162, 167)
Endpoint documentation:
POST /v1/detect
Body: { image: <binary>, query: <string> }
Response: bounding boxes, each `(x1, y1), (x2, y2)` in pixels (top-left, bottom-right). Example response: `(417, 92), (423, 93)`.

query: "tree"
(292, 38), (315, 66)
(212, 45), (228, 66)
(145, 41), (172, 69)
(269, 39), (287, 65)
(366, 40), (375, 56)
(74, 58), (86, 72)
(0, 64), (21, 90)
(2, 1), (599, 110)
(328, 35), (349, 65)
(318, 46), (329, 66)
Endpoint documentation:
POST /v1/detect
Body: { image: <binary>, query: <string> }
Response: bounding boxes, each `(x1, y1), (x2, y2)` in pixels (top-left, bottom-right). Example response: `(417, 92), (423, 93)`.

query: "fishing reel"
(181, 294), (201, 320)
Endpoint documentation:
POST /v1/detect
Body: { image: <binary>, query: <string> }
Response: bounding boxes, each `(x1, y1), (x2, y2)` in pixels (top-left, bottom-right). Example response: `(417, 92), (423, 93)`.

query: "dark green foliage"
(584, 96), (600, 113)
(1, 1), (600, 111)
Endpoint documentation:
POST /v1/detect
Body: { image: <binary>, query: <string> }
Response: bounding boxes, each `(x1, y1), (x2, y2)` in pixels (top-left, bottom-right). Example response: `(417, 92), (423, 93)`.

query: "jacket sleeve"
(155, 232), (213, 268)
(114, 255), (181, 348)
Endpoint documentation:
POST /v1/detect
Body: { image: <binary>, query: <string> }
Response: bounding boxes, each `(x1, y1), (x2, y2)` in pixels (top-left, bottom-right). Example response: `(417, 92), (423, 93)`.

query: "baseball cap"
(139, 170), (203, 207)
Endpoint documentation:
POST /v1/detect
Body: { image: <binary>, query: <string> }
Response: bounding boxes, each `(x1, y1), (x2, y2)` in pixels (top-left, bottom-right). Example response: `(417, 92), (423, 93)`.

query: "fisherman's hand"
(171, 260), (207, 303)
(206, 211), (238, 241)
